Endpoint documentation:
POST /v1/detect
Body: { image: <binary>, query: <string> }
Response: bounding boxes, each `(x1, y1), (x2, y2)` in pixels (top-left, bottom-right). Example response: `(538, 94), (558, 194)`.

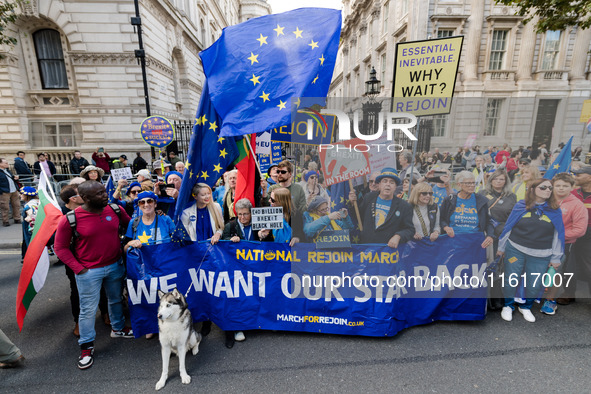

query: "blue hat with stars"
(136, 191), (158, 203)
(20, 186), (37, 196)
(375, 167), (401, 185)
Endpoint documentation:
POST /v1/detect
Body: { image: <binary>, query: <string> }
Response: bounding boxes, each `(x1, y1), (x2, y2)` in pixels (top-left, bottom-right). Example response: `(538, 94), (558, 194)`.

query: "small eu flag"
(200, 8), (342, 137)
(544, 136), (573, 179)
(173, 80), (239, 231)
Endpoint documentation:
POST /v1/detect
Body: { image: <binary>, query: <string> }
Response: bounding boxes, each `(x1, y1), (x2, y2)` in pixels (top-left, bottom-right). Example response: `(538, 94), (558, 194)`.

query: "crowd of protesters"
(2, 140), (591, 371)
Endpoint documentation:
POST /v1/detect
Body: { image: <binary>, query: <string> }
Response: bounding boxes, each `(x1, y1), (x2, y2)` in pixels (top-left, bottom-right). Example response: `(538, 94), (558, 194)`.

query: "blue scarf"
(500, 200), (565, 252)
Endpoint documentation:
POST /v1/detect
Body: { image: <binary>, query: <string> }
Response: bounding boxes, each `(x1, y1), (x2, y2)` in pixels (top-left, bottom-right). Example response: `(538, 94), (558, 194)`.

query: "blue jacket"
(14, 157), (33, 177)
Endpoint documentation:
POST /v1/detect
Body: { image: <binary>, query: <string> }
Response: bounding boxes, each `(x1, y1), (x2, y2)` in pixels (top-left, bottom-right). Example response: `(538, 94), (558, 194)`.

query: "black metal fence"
(167, 120), (194, 162)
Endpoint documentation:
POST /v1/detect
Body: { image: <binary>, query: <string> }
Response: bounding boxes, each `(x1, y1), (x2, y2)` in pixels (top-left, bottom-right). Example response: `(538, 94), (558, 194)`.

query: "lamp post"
(131, 0), (155, 160)
(362, 66), (382, 135)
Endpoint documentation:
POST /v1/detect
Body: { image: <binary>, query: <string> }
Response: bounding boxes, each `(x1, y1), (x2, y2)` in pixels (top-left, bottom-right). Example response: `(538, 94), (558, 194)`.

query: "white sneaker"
(234, 331), (246, 342)
(518, 307), (536, 323)
(514, 297), (526, 304)
(501, 306), (513, 321)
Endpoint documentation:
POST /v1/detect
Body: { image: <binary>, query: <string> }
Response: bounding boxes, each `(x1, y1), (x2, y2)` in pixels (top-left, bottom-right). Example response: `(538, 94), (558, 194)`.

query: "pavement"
(0, 218), (26, 250)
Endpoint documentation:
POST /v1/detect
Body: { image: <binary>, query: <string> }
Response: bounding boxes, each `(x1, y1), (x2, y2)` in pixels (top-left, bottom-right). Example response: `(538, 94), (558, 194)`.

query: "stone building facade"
(0, 0), (270, 168)
(329, 0), (591, 152)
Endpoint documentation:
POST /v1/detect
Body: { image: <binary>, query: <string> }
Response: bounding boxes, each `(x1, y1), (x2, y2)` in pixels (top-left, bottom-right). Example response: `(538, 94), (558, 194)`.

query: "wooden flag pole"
(244, 135), (263, 177)
(348, 179), (363, 231)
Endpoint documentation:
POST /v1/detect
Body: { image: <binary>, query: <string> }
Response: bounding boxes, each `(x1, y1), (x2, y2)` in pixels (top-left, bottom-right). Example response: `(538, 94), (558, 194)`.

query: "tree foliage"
(496, 0), (591, 32)
(0, 0), (23, 55)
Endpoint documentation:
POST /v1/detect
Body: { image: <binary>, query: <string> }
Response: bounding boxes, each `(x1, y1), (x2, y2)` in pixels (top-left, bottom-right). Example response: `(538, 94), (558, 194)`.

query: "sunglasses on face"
(277, 170), (289, 174)
(129, 190), (140, 195)
(420, 192), (433, 196)
(269, 197), (276, 203)
(538, 185), (553, 191)
(309, 176), (317, 179)
(138, 198), (155, 206)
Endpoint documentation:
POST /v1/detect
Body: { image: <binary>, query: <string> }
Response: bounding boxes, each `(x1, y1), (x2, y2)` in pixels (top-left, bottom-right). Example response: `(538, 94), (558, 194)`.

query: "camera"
(158, 182), (174, 195)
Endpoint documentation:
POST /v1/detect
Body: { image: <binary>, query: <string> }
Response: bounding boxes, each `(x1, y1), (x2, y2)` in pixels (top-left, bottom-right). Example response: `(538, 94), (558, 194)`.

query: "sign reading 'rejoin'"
(392, 36), (464, 117)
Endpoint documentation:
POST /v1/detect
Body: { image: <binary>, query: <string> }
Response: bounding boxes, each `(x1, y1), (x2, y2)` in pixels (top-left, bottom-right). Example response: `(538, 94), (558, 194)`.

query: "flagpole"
(244, 135), (263, 177)
(39, 168), (58, 204)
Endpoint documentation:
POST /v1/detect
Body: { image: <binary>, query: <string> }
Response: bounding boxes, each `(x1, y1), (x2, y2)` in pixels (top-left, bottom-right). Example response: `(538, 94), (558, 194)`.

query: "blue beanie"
(126, 182), (142, 195)
(165, 171), (183, 183)
(304, 170), (319, 182)
(136, 191), (158, 203)
(20, 186), (37, 196)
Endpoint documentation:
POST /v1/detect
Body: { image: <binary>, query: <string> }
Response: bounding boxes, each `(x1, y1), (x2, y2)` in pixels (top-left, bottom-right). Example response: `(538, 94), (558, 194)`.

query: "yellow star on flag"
(273, 24), (285, 36)
(201, 171), (209, 180)
(312, 75), (319, 84)
(308, 40), (318, 49)
(293, 27), (303, 38)
(195, 117), (202, 125)
(185, 161), (191, 168)
(256, 33), (268, 46)
(137, 231), (151, 244)
(352, 235), (360, 243)
(247, 52), (259, 65)
(294, 97), (301, 108)
(319, 54), (325, 65)
(250, 74), (261, 86)
(217, 136), (225, 143)
(331, 201), (336, 209)
(277, 100), (286, 110)
(219, 148), (228, 158)
(340, 197), (344, 203)
(553, 164), (560, 169)
(189, 170), (193, 178)
(259, 91), (270, 102)
(201, 114), (208, 124)
(213, 163), (223, 173)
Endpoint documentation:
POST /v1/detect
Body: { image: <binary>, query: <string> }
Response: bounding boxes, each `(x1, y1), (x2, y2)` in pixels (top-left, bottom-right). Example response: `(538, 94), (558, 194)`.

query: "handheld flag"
(172, 81), (239, 241)
(200, 8), (342, 137)
(105, 176), (116, 203)
(16, 170), (63, 330)
(234, 135), (258, 210)
(544, 136), (573, 179)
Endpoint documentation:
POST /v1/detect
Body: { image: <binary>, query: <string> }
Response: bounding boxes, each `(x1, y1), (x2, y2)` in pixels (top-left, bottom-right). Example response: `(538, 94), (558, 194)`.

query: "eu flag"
(173, 80), (239, 229)
(200, 8), (342, 137)
(544, 136), (573, 179)
(105, 176), (116, 203)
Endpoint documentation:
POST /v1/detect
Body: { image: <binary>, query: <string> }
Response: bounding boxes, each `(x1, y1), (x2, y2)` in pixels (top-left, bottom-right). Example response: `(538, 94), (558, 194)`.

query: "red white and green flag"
(16, 170), (63, 330)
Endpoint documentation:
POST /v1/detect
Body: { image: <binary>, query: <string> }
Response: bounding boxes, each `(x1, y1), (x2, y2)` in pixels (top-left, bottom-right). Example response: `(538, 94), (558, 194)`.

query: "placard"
(111, 167), (133, 182)
(392, 36), (463, 116)
(140, 116), (175, 148)
(251, 207), (284, 230)
(319, 138), (371, 187)
(314, 229), (351, 249)
(256, 131), (272, 155)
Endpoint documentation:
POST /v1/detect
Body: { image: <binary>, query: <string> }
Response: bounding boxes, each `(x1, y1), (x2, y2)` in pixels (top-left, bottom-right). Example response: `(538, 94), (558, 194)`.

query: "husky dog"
(155, 289), (201, 391)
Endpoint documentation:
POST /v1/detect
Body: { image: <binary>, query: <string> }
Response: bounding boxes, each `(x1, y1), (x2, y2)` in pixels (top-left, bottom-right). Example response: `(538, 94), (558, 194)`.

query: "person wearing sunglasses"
(303, 170), (328, 207)
(408, 183), (440, 242)
(497, 178), (565, 323)
(267, 160), (306, 214)
(123, 191), (175, 253)
(440, 171), (494, 250)
(112, 181), (142, 218)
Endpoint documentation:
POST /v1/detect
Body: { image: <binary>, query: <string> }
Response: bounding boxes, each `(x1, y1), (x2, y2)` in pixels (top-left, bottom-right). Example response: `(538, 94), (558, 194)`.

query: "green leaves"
(495, 0), (591, 32)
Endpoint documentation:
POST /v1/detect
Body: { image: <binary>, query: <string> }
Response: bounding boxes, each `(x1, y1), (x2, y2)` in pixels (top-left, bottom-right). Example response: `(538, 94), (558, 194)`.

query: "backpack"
(66, 203), (126, 244)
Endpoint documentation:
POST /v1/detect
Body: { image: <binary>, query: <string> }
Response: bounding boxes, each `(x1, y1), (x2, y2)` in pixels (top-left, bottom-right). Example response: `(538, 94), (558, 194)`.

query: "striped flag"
(16, 170), (63, 330)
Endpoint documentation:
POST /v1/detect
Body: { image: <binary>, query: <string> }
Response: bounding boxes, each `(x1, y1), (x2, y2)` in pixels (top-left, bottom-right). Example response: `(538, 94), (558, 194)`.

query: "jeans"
(502, 242), (551, 310)
(75, 259), (126, 346)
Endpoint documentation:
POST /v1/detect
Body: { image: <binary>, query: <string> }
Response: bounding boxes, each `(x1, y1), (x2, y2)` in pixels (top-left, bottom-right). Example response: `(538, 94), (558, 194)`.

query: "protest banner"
(139, 116), (175, 148)
(110, 167), (133, 182)
(319, 138), (371, 187)
(256, 131), (272, 155)
(392, 36), (463, 116)
(251, 207), (284, 230)
(126, 233), (488, 338)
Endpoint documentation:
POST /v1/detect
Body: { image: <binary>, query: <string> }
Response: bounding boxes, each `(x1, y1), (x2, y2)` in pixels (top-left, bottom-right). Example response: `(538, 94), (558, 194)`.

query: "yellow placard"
(392, 36), (464, 117)
(579, 99), (591, 123)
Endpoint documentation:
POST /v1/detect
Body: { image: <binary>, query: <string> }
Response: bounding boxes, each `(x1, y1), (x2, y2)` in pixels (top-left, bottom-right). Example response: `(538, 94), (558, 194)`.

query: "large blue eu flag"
(173, 81), (239, 231)
(200, 8), (342, 137)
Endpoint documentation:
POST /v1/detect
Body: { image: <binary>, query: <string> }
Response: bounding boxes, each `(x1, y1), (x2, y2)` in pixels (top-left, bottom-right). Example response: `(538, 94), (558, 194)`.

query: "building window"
(33, 29), (68, 89)
(432, 114), (447, 137)
(489, 30), (508, 70)
(381, 53), (387, 84)
(484, 99), (503, 136)
(31, 121), (81, 148)
(541, 31), (561, 70)
(382, 2), (388, 34)
(437, 29), (454, 38)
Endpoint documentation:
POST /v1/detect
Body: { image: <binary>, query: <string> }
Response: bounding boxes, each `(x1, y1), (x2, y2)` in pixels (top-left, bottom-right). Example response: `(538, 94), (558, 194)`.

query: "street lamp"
(362, 66), (382, 135)
(364, 66), (381, 97)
